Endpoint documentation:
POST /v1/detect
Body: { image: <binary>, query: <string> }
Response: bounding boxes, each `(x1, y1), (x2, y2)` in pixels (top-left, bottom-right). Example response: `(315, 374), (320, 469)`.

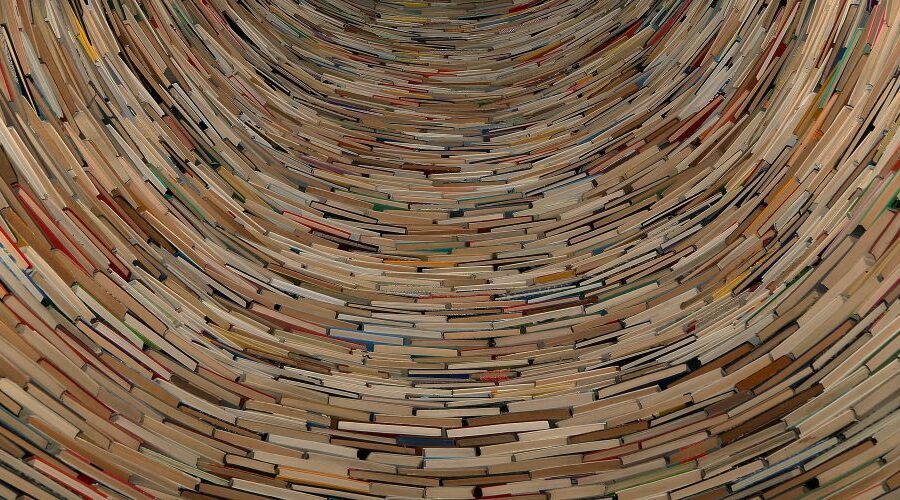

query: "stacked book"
(0, 0), (895, 498)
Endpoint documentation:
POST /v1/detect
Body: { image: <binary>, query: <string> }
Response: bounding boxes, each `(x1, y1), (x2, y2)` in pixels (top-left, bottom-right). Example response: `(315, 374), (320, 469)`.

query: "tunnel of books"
(0, 0), (897, 498)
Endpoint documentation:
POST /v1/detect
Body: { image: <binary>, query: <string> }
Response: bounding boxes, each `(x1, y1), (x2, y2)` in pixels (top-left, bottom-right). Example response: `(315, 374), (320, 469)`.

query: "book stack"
(0, 0), (895, 498)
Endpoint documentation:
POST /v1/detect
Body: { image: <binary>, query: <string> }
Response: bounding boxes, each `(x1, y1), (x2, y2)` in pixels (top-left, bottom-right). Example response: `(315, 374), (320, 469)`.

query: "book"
(0, 0), (893, 497)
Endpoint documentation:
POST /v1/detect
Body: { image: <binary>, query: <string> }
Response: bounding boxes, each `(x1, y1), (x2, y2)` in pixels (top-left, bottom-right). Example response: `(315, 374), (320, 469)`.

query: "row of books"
(0, 0), (895, 498)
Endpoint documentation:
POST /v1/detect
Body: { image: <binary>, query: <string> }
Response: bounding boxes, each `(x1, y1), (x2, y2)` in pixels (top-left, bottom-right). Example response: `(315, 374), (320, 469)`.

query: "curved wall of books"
(0, 0), (896, 498)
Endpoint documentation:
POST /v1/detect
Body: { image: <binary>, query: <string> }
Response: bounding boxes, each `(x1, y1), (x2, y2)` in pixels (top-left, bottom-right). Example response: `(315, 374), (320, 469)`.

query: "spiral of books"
(0, 0), (896, 498)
